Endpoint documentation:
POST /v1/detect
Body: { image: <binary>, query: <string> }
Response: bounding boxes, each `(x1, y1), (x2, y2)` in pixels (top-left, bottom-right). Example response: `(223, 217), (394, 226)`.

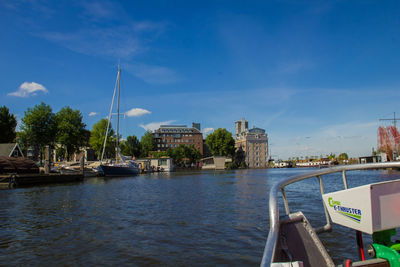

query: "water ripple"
(0, 169), (398, 265)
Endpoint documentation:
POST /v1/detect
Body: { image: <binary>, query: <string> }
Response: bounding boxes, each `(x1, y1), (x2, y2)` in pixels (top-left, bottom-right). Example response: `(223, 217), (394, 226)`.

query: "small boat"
(261, 162), (400, 267)
(98, 160), (139, 176)
(98, 67), (139, 176)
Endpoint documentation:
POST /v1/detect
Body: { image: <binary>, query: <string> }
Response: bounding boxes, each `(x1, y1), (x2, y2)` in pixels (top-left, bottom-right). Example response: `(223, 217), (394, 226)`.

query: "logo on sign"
(328, 197), (362, 223)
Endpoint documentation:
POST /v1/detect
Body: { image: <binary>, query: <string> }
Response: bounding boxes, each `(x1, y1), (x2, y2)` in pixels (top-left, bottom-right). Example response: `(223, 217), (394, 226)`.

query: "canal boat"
(261, 162), (400, 267)
(98, 67), (139, 176)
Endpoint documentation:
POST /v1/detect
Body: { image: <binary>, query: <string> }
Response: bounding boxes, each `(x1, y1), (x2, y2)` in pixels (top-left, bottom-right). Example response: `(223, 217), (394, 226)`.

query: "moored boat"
(98, 161), (139, 176)
(98, 66), (139, 177)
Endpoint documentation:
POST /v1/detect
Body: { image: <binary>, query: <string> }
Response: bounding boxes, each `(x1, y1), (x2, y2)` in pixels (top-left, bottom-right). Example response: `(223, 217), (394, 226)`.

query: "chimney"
(192, 122), (201, 131)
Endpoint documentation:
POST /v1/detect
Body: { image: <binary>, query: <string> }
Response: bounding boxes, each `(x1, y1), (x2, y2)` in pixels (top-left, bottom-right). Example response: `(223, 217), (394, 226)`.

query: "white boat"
(150, 158), (174, 172)
(98, 67), (139, 176)
(261, 162), (400, 267)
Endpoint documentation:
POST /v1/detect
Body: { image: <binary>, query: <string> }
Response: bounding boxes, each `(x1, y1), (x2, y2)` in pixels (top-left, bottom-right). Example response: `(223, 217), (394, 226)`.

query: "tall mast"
(116, 67), (121, 163)
(101, 68), (119, 163)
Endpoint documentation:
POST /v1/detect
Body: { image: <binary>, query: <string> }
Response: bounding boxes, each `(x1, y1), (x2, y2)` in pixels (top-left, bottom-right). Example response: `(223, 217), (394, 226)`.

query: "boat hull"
(99, 164), (139, 176)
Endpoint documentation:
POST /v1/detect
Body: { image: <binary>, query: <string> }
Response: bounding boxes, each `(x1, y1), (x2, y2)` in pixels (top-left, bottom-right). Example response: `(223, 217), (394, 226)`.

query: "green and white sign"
(322, 179), (400, 234)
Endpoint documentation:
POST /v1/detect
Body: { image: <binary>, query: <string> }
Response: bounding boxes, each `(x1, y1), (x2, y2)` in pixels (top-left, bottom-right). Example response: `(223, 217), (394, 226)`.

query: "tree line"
(0, 103), (155, 162)
(2, 103), (89, 162)
(1, 103), (244, 167)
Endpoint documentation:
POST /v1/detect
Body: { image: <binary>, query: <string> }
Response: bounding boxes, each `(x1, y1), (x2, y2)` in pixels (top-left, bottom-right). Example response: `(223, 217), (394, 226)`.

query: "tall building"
(153, 123), (203, 155)
(234, 118), (269, 168)
(235, 118), (248, 137)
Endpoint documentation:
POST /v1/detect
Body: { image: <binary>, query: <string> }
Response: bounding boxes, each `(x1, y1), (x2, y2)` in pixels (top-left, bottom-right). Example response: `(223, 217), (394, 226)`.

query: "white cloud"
(8, 82), (48, 97)
(124, 63), (182, 85)
(42, 27), (143, 59)
(202, 128), (214, 134)
(319, 121), (379, 139)
(273, 120), (379, 159)
(125, 108), (151, 117)
(40, 19), (167, 60)
(80, 1), (117, 20)
(133, 21), (166, 33)
(139, 120), (176, 132)
(89, 112), (98, 117)
(275, 61), (313, 75)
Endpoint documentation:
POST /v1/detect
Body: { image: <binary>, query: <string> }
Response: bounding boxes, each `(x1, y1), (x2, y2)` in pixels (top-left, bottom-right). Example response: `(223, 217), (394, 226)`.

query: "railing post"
(342, 170), (348, 189)
(316, 175), (331, 233)
(281, 188), (290, 215)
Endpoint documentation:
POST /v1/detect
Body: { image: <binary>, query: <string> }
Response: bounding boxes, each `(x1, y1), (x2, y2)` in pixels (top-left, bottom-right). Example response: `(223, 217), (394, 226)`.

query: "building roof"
(160, 125), (187, 128)
(249, 127), (266, 134)
(0, 143), (23, 157)
(155, 125), (201, 134)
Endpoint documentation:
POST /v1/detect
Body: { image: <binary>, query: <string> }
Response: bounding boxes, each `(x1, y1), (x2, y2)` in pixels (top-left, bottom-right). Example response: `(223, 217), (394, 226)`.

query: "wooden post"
(80, 155), (85, 175)
(44, 146), (50, 174)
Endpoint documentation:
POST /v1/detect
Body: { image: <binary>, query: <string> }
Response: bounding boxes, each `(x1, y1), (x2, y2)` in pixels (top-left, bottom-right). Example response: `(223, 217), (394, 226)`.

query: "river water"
(1, 168), (399, 266)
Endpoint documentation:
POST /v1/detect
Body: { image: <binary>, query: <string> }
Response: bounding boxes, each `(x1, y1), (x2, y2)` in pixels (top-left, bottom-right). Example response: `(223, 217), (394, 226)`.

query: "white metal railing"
(260, 162), (400, 267)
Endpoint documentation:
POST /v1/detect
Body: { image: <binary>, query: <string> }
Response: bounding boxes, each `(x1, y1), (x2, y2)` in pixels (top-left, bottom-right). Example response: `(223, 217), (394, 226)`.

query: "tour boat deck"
(261, 162), (400, 267)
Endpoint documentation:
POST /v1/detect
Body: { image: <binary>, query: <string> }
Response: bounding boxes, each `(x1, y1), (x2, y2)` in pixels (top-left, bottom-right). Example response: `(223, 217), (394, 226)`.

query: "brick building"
(234, 118), (269, 168)
(153, 123), (204, 155)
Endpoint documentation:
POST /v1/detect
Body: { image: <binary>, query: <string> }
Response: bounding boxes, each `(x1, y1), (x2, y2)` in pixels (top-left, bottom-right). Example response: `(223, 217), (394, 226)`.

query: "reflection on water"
(0, 168), (399, 266)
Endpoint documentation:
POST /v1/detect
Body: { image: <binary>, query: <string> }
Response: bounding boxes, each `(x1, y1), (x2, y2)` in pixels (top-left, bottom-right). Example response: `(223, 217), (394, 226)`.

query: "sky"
(1, 0), (400, 160)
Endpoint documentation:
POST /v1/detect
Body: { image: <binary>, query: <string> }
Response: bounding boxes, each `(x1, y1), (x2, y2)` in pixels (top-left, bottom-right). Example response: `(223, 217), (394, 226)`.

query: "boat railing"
(260, 162), (400, 267)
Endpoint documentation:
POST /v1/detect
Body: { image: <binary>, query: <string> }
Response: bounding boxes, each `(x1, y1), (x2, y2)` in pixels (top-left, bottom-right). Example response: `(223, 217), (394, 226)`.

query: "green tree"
(205, 128), (235, 157)
(81, 129), (91, 147)
(140, 131), (154, 157)
(56, 106), (87, 160)
(170, 144), (200, 166)
(89, 118), (115, 159)
(0, 106), (17, 143)
(172, 144), (186, 165)
(338, 153), (349, 161)
(149, 150), (171, 158)
(21, 102), (57, 161)
(120, 135), (141, 158)
(16, 131), (29, 157)
(327, 153), (336, 160)
(234, 146), (246, 168)
(186, 145), (201, 164)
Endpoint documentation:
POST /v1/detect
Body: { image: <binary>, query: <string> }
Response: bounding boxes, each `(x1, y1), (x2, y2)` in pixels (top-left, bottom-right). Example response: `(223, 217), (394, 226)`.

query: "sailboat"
(98, 67), (139, 176)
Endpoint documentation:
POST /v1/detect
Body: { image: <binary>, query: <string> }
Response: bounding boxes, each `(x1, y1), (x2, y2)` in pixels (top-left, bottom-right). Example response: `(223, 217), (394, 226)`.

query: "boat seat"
(273, 211), (335, 267)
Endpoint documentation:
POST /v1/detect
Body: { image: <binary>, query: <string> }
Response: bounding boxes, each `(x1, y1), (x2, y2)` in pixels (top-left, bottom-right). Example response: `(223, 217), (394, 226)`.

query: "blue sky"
(1, 0), (400, 159)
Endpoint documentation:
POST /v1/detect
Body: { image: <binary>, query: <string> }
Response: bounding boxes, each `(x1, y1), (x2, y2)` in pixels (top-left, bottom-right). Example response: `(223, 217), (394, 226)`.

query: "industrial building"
(152, 123), (204, 155)
(234, 118), (269, 168)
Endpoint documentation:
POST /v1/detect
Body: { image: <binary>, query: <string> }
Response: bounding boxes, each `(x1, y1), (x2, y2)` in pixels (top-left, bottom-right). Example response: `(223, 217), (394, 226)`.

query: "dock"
(0, 173), (84, 189)
(0, 150), (86, 189)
